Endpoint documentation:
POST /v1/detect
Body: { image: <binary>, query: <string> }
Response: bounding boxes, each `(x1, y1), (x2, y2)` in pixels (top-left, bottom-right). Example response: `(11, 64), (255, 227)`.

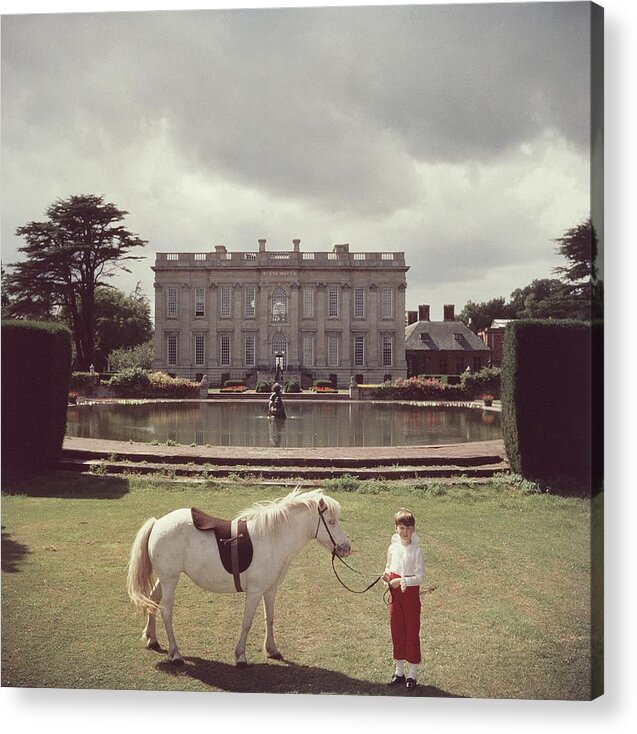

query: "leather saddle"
(191, 507), (253, 591)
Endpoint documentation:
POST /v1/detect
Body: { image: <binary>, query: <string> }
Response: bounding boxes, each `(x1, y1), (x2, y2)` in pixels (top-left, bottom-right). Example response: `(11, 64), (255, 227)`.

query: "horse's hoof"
(146, 641), (162, 652)
(267, 651), (283, 660)
(168, 655), (184, 665)
(236, 660), (248, 668)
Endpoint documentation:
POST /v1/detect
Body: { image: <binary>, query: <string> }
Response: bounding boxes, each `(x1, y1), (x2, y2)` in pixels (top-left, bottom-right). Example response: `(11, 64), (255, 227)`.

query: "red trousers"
(389, 572), (421, 664)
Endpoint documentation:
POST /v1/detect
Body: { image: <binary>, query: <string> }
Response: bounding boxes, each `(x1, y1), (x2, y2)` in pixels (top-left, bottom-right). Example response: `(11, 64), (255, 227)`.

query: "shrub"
(1, 320), (72, 471)
(372, 376), (465, 401)
(69, 371), (100, 394)
(107, 340), (154, 371)
(461, 367), (502, 399)
(284, 380), (301, 393)
(501, 320), (600, 494)
(224, 379), (246, 388)
(313, 379), (333, 389)
(147, 371), (199, 398)
(255, 381), (272, 393)
(108, 367), (151, 396)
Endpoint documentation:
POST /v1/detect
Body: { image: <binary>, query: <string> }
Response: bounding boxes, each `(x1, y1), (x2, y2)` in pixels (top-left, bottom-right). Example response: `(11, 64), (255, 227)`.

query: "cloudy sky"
(2, 1), (595, 322)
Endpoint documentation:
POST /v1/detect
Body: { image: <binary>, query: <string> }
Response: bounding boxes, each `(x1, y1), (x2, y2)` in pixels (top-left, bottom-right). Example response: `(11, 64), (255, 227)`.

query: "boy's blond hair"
(394, 508), (416, 527)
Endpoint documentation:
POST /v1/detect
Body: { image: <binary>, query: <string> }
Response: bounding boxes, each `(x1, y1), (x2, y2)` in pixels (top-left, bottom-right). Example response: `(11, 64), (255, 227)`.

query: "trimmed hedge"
(1, 320), (72, 470)
(108, 369), (199, 398)
(284, 380), (301, 393)
(223, 379), (246, 388)
(372, 376), (465, 401)
(70, 371), (101, 394)
(501, 320), (601, 494)
(461, 367), (501, 399)
(255, 381), (272, 393)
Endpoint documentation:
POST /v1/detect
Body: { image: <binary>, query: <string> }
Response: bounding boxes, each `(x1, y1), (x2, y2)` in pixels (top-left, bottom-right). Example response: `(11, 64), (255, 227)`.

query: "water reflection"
(67, 401), (501, 448)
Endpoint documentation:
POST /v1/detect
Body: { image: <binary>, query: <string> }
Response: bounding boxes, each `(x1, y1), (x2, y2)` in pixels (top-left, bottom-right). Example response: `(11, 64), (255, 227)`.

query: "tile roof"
(405, 320), (491, 352)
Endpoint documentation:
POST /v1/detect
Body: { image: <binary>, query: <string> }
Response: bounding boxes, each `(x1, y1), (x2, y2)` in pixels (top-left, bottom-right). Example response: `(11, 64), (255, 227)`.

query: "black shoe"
(406, 678), (417, 689)
(388, 674), (406, 686)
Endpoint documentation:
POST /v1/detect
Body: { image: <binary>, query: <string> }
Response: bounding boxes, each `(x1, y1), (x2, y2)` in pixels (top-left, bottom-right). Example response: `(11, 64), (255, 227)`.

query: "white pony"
(126, 487), (351, 666)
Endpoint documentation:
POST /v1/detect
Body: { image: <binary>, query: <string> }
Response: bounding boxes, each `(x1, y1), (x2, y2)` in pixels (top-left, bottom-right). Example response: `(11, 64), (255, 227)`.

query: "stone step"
(61, 447), (504, 469)
(58, 457), (509, 480)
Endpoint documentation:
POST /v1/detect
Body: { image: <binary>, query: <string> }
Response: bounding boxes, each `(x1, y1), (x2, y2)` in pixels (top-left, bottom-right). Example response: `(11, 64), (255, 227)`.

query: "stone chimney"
(418, 304), (430, 322)
(407, 310), (418, 325)
(333, 243), (350, 254)
(292, 239), (301, 252)
(443, 304), (455, 321)
(258, 239), (266, 252)
(214, 245), (227, 254)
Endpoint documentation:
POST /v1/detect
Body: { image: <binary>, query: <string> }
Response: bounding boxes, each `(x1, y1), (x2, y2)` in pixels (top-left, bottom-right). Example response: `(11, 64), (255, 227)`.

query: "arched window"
(272, 334), (287, 368)
(271, 287), (288, 322)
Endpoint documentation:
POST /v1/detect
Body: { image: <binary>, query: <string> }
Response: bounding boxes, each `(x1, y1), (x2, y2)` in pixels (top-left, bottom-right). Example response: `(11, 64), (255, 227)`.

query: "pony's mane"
(236, 487), (341, 536)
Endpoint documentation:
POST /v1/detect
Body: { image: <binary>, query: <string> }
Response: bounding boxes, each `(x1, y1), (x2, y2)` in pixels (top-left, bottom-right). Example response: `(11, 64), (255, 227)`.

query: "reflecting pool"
(66, 401), (501, 448)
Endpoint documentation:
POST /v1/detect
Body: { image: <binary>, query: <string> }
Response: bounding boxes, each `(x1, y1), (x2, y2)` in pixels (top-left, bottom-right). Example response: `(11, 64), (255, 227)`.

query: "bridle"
(315, 505), (383, 595)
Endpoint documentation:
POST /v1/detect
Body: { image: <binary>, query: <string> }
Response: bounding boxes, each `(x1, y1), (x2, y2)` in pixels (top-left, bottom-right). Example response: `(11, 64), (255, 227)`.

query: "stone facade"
(152, 240), (408, 388)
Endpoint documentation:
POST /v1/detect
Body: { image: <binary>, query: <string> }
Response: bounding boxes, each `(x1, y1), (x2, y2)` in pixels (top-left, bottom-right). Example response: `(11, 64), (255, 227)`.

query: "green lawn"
(1, 472), (597, 699)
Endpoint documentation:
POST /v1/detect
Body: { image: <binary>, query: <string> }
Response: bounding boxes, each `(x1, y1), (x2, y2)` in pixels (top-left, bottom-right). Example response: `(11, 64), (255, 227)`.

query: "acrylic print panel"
(1, 0), (602, 705)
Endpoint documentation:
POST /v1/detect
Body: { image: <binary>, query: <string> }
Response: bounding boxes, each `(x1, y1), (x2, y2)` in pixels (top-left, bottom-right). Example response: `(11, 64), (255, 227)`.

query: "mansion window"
(327, 334), (340, 367)
(167, 287), (178, 318)
(381, 288), (393, 319)
(166, 334), (178, 366)
(354, 335), (365, 367)
(245, 287), (256, 318)
(382, 335), (393, 367)
(354, 288), (365, 318)
(302, 333), (315, 367)
(193, 334), (205, 367)
(244, 335), (256, 367)
(272, 287), (288, 323)
(220, 287), (231, 318)
(194, 288), (205, 317)
(220, 335), (231, 366)
(302, 287), (315, 318)
(328, 287), (339, 318)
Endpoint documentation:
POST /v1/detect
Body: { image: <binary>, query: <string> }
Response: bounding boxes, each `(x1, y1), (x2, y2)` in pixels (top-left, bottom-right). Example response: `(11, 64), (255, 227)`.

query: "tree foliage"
(107, 340), (154, 372)
(459, 297), (516, 332)
(3, 195), (146, 369)
(92, 286), (152, 369)
(460, 218), (602, 328)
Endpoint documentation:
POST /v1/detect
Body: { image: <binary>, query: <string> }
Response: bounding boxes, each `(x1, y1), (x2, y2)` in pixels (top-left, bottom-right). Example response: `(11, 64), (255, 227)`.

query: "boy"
(383, 508), (424, 689)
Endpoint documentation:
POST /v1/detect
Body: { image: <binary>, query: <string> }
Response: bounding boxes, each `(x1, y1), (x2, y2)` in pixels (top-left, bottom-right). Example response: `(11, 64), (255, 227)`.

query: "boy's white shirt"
(385, 532), (425, 591)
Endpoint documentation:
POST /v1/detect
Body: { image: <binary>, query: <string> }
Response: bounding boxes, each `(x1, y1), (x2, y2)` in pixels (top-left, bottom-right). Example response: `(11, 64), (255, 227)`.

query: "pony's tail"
(126, 517), (160, 615)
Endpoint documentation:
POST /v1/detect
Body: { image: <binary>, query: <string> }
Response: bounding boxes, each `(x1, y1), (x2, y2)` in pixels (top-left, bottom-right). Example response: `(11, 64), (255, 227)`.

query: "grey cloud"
(2, 4), (591, 219)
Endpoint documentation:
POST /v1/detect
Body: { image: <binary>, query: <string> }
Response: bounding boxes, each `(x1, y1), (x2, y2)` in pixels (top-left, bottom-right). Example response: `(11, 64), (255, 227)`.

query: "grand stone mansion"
(152, 239), (409, 387)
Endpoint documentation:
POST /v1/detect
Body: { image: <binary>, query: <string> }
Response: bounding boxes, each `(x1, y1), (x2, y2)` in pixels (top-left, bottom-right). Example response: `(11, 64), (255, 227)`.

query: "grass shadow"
(156, 655), (464, 698)
(1, 527), (31, 572)
(1, 470), (130, 499)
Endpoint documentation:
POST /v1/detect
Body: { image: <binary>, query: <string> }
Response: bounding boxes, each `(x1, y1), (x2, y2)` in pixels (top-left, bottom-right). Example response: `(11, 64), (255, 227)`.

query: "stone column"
(257, 284), (269, 368)
(289, 283), (300, 367)
(152, 283), (163, 369)
(367, 284), (379, 369)
(341, 283), (352, 370)
(396, 282), (408, 373)
(316, 283), (326, 367)
(232, 283), (243, 368)
(208, 283), (218, 366)
(179, 284), (191, 369)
